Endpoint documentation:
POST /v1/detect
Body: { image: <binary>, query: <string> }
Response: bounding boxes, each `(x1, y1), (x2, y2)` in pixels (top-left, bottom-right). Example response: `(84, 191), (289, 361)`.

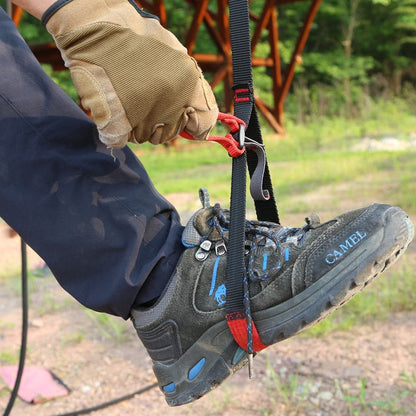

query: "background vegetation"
(6, 0), (416, 129)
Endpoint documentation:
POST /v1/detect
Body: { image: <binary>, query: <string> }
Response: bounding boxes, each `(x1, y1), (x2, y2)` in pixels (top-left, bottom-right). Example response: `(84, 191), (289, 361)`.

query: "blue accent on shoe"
(232, 347), (247, 365)
(209, 257), (221, 296)
(181, 236), (197, 248)
(163, 382), (176, 393)
(188, 358), (206, 380)
(214, 284), (226, 306)
(285, 248), (290, 262)
(262, 253), (268, 271)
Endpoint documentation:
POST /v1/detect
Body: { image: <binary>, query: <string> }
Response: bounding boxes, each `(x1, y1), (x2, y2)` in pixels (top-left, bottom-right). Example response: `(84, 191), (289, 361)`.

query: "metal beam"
(277, 0), (322, 120)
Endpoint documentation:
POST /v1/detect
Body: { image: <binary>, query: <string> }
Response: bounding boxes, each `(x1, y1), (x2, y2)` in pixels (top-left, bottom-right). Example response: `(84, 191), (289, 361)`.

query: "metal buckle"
(238, 124), (245, 149)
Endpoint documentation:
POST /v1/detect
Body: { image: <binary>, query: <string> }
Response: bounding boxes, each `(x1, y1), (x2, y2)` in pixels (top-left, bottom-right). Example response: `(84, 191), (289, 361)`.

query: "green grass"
(0, 350), (19, 365)
(269, 150), (416, 209)
(38, 293), (72, 316)
(61, 331), (85, 346)
(263, 357), (310, 415)
(84, 309), (130, 342)
(334, 375), (415, 416)
(133, 137), (416, 218)
(1, 271), (37, 300)
(0, 267), (22, 283)
(131, 96), (416, 211)
(0, 319), (15, 331)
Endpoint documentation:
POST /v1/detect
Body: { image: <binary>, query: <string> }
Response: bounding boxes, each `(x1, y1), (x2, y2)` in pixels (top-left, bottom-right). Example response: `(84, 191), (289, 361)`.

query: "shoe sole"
(254, 207), (414, 344)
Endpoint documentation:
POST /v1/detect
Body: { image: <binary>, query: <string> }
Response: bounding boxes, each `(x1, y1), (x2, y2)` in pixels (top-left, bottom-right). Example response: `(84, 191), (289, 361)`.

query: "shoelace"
(204, 206), (311, 362)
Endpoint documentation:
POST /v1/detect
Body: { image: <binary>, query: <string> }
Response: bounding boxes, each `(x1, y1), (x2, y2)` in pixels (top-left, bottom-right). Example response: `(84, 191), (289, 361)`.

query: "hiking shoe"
(131, 189), (414, 406)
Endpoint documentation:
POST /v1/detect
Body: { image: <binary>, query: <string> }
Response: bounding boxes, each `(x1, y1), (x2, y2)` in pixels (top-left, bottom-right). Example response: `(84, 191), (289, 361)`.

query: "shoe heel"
(151, 321), (248, 406)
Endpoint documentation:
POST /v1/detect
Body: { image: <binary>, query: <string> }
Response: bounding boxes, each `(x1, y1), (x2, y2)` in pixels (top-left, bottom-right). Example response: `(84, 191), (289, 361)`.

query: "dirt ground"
(0, 193), (415, 416)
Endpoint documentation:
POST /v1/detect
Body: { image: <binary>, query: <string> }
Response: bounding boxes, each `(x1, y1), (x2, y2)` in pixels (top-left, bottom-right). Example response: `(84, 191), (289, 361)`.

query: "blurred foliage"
(16, 10), (52, 43)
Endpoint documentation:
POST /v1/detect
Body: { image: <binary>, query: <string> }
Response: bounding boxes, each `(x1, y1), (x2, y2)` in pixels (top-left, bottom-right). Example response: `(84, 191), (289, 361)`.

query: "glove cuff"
(41, 0), (73, 26)
(42, 0), (158, 27)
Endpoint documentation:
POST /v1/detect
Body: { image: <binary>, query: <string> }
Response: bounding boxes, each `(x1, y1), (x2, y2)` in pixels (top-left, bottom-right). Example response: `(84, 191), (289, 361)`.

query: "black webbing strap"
(228, 1), (279, 224)
(225, 1), (279, 318)
(225, 0), (250, 315)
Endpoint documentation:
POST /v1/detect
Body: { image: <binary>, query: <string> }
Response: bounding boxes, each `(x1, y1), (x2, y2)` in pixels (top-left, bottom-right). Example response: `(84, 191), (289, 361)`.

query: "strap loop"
(245, 138), (270, 201)
(232, 83), (253, 104)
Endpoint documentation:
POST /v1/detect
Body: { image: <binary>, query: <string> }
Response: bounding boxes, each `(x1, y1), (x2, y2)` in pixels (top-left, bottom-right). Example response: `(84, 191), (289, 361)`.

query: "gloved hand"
(42, 0), (218, 147)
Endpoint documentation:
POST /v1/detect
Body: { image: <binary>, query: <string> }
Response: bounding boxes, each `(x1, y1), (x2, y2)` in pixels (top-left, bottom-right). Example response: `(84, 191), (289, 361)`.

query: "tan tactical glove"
(42, 0), (218, 147)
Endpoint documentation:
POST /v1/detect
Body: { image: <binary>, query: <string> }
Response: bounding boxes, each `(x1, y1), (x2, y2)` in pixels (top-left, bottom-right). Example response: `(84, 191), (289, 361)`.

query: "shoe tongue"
(182, 207), (220, 247)
(194, 207), (217, 235)
(305, 213), (321, 228)
(182, 210), (204, 247)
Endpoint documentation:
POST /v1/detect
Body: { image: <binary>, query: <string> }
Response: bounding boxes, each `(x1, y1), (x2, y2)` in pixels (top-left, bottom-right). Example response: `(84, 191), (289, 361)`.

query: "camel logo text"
(325, 231), (367, 265)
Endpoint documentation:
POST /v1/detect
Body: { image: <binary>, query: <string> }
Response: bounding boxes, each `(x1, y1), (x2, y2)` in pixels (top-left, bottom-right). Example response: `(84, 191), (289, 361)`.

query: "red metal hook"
(180, 112), (246, 158)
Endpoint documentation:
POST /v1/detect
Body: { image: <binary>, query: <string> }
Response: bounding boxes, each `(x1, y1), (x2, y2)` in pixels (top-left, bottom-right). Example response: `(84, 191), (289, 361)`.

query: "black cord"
(2, 237), (157, 416)
(3, 238), (28, 416)
(55, 382), (158, 416)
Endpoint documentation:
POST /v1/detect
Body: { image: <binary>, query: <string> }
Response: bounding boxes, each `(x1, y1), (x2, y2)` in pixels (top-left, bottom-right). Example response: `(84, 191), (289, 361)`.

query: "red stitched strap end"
(226, 311), (268, 352)
(234, 87), (251, 103)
